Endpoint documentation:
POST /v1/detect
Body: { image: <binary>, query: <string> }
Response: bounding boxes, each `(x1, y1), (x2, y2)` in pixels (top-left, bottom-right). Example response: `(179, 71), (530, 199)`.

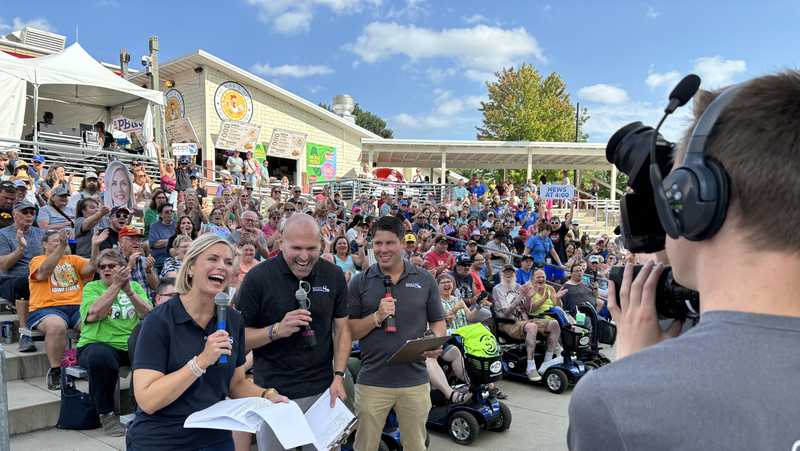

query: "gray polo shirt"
(0, 225), (45, 277)
(568, 311), (800, 451)
(348, 260), (444, 388)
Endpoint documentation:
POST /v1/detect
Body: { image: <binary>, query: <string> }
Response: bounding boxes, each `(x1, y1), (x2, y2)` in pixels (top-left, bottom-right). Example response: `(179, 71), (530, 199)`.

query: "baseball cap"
(456, 254), (472, 266)
(13, 180), (27, 189)
(13, 200), (35, 210)
(14, 160), (28, 168)
(467, 239), (478, 245)
(52, 185), (69, 196)
(118, 226), (144, 238)
(32, 155), (45, 164)
(404, 233), (417, 243)
(111, 206), (131, 215)
(84, 170), (98, 180)
(434, 236), (448, 244)
(589, 255), (604, 264)
(520, 254), (533, 262)
(502, 264), (516, 272)
(399, 199), (409, 206)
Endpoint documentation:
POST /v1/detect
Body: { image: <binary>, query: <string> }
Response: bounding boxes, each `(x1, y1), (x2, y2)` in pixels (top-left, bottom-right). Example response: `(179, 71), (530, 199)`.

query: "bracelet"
(268, 324), (274, 341)
(188, 356), (206, 377)
(373, 311), (382, 328)
(272, 322), (281, 339)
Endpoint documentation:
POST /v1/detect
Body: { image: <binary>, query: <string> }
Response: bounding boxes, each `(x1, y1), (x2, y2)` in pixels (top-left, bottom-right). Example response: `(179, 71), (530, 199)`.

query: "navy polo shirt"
(238, 254), (348, 399)
(126, 296), (246, 450)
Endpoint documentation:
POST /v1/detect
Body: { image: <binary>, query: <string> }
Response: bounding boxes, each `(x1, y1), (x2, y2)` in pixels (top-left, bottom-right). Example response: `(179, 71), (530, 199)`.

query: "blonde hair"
(175, 234), (236, 294)
(172, 234), (193, 250)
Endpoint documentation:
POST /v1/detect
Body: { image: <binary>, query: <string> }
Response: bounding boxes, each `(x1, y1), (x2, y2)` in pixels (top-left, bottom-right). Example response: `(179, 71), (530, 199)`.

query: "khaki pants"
(354, 383), (431, 451)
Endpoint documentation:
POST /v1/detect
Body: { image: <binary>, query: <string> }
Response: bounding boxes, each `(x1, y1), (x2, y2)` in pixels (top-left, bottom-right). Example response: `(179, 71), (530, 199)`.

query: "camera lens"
(607, 265), (700, 321)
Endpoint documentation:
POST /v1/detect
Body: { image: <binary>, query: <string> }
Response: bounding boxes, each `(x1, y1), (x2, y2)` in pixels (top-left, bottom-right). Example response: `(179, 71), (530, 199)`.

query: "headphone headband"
(684, 85), (741, 161)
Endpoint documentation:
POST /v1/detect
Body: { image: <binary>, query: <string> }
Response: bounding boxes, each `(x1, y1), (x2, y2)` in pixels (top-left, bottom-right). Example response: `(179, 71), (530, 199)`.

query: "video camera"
(605, 75), (704, 321)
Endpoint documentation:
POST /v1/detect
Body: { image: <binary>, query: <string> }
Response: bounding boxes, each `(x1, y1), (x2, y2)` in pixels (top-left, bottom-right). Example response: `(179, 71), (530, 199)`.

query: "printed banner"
(111, 116), (143, 134)
(103, 160), (134, 211)
(267, 128), (306, 160)
(539, 184), (575, 200)
(215, 121), (261, 152)
(172, 143), (198, 156)
(165, 117), (200, 144)
(254, 143), (267, 163)
(306, 142), (336, 183)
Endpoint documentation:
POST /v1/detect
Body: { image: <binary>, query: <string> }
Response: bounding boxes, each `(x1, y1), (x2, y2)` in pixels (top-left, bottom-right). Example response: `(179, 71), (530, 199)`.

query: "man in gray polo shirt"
(348, 215), (445, 451)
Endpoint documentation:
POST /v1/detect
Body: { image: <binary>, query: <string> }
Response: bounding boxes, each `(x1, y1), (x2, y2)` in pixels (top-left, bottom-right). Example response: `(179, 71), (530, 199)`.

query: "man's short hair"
(681, 72), (800, 252)
(157, 277), (176, 295)
(373, 215), (405, 240)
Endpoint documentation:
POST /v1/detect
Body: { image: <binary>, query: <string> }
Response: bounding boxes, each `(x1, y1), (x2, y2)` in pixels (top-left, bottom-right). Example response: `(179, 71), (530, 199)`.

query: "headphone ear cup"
(698, 158), (730, 240)
(650, 164), (682, 238)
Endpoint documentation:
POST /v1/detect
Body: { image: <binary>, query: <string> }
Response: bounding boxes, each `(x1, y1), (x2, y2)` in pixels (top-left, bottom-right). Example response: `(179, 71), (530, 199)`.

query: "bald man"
(238, 214), (352, 451)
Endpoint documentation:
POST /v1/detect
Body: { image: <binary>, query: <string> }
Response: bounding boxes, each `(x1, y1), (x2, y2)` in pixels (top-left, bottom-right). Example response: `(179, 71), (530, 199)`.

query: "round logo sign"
(164, 89), (185, 122)
(214, 81), (253, 122)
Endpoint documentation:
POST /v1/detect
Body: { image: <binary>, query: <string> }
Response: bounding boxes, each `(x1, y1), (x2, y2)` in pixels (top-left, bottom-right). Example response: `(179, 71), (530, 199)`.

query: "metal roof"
(129, 50), (380, 139)
(361, 139), (610, 170)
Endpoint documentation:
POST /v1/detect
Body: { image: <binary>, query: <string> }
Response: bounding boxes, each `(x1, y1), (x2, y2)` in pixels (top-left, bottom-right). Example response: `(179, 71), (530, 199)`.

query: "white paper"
(304, 389), (357, 451)
(184, 397), (316, 449)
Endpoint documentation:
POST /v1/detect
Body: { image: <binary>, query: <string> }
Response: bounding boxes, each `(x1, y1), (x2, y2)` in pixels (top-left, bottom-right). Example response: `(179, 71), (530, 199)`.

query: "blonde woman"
(126, 234), (288, 451)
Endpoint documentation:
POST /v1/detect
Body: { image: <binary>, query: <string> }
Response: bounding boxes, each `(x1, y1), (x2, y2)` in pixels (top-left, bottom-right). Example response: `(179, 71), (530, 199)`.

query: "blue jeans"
(545, 307), (571, 327)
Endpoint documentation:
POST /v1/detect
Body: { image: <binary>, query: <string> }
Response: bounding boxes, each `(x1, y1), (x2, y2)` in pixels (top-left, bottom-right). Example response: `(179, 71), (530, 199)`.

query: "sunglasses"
(18, 208), (36, 216)
(115, 212), (130, 219)
(285, 208), (296, 212)
(98, 263), (118, 270)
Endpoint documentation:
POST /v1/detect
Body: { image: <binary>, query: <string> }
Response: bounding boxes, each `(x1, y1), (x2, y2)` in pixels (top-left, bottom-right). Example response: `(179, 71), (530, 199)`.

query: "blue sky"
(2, 0), (798, 143)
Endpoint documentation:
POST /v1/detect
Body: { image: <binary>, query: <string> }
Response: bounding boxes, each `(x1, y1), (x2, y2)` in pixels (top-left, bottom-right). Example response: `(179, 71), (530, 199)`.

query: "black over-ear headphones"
(649, 86), (738, 241)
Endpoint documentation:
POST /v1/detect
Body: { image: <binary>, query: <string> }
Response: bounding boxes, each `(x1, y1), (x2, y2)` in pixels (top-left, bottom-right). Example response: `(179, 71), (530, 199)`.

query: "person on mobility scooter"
(493, 266), (592, 393)
(426, 319), (512, 445)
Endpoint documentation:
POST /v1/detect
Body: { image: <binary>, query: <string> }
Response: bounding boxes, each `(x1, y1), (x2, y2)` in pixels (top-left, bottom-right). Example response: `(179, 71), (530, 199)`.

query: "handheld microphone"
(383, 276), (396, 333)
(214, 292), (230, 365)
(295, 281), (316, 347)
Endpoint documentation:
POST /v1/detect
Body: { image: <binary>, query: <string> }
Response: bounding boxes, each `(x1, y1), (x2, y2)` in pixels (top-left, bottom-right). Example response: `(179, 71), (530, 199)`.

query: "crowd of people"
(0, 149), (623, 450)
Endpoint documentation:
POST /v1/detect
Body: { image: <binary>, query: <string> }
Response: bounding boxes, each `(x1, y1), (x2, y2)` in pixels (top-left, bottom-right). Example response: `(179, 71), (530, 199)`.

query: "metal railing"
(0, 137), (161, 182)
(310, 178), (449, 203)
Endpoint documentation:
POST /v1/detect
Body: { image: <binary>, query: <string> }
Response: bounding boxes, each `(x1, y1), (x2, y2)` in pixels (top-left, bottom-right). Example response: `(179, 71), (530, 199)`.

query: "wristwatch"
(334, 370), (346, 379)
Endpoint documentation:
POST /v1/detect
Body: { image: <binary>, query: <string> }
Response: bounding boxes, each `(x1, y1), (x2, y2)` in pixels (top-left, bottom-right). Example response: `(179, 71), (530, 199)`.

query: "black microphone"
(383, 276), (396, 333)
(664, 74), (701, 114)
(214, 292), (229, 365)
(295, 281), (316, 347)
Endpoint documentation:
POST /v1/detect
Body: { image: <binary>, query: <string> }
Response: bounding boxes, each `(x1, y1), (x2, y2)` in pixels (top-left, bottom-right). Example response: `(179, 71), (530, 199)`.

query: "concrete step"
(7, 379), (61, 435)
(4, 343), (51, 381)
(7, 374), (134, 436)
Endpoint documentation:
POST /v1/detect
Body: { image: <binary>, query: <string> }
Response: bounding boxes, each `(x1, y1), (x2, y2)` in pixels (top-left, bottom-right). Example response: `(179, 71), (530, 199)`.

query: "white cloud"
(582, 101), (692, 144)
(95, 0), (120, 7)
(645, 6), (660, 18)
(463, 14), (487, 24)
(387, 0), (428, 20)
(349, 22), (544, 82)
(646, 70), (681, 89)
(0, 16), (54, 33)
(251, 63), (334, 78)
(578, 84), (629, 105)
(425, 67), (458, 83)
(247, 0), (379, 35)
(393, 90), (485, 131)
(693, 56), (746, 88)
(307, 85), (324, 94)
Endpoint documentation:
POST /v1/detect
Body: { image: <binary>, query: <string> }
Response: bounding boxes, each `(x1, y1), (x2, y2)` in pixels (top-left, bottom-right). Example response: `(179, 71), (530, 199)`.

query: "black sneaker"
(17, 334), (36, 353)
(46, 367), (61, 391)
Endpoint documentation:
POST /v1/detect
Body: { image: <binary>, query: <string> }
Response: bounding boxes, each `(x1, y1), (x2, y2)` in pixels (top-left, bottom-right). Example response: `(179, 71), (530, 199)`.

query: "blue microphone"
(214, 292), (230, 364)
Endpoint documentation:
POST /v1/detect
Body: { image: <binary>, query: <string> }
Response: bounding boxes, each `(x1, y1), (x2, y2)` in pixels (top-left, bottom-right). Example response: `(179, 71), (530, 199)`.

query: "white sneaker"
(527, 368), (542, 382)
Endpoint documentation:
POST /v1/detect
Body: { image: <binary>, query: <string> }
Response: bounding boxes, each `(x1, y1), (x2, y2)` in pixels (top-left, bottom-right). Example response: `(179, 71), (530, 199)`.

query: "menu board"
(267, 128), (306, 160)
(165, 117), (200, 144)
(215, 121), (261, 152)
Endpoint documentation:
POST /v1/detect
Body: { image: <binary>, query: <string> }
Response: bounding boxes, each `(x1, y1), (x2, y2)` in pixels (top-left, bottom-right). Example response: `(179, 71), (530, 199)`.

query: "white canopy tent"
(0, 43), (163, 144)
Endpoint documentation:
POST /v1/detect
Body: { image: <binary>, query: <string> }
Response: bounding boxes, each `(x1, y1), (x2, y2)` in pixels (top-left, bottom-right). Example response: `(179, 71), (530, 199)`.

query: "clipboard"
(387, 335), (451, 365)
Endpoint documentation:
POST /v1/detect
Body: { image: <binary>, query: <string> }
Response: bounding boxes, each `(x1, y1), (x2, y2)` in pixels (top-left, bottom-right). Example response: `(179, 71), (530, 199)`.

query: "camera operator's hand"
(275, 309), (312, 338)
(608, 260), (683, 359)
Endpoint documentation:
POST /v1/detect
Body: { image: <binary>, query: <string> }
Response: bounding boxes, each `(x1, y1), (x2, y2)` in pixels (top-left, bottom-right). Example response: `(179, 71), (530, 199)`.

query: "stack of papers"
(184, 389), (356, 450)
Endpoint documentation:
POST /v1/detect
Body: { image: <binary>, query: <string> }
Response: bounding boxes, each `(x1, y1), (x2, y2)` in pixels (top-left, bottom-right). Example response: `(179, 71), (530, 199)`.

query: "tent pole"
(32, 84), (39, 155)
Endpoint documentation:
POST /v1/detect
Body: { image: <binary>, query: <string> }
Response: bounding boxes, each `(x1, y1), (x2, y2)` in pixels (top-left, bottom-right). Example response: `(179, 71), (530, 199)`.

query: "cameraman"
(568, 73), (800, 450)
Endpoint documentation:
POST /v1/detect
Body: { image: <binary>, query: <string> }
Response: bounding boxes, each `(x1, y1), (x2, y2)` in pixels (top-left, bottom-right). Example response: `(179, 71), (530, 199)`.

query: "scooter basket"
(464, 354), (503, 385)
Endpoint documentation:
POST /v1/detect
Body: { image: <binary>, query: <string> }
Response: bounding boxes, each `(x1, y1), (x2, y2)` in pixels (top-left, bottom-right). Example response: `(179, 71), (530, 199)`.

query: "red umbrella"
(372, 167), (405, 182)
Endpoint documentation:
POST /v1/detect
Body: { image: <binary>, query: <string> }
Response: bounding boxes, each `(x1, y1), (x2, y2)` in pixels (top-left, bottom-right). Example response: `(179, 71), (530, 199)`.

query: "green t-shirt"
(78, 280), (151, 351)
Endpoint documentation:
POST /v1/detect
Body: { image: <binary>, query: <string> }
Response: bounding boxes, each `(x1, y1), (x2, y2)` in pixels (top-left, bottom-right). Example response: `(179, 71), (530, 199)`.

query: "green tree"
(319, 103), (394, 138)
(477, 63), (587, 142)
